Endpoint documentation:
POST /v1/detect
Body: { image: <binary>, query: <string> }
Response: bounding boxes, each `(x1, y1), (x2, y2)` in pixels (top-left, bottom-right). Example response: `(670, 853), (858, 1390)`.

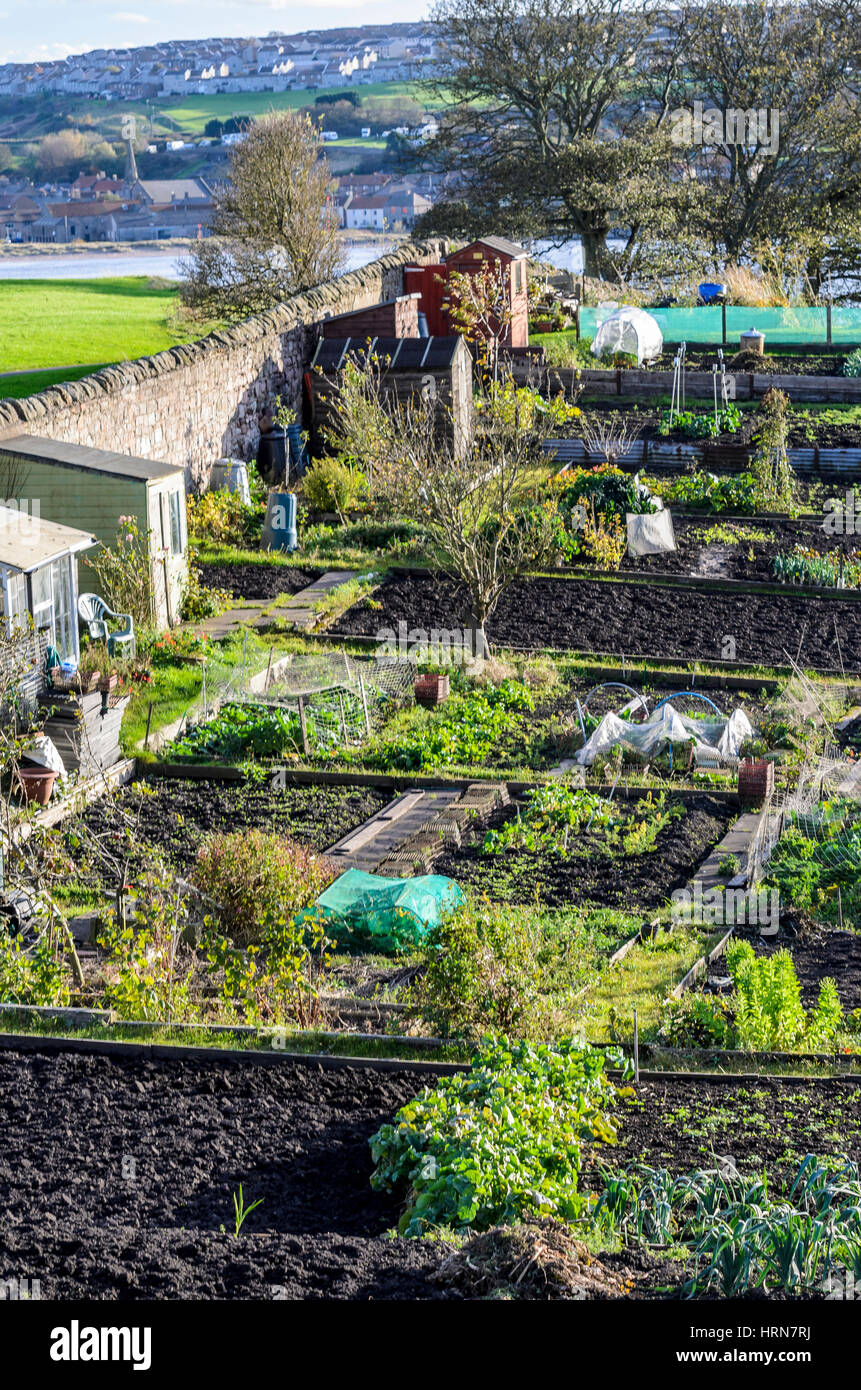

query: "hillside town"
(0, 23), (439, 101)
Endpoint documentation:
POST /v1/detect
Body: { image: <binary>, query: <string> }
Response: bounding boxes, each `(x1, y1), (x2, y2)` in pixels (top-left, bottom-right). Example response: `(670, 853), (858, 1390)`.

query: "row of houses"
(0, 24), (440, 102)
(1, 175), (214, 244)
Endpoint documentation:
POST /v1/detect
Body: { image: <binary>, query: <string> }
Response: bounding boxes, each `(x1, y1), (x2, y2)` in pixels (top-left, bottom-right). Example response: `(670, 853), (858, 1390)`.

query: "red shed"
(404, 235), (530, 348)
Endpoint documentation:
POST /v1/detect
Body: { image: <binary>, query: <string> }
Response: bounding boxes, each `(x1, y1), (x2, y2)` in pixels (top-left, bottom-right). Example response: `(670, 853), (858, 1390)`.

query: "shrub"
(179, 549), (231, 621)
(369, 1035), (628, 1236)
(82, 516), (155, 631)
(726, 938), (843, 1051)
(191, 829), (335, 945)
(186, 472), (265, 548)
(407, 899), (544, 1038)
(302, 456), (368, 521)
(658, 992), (731, 1048)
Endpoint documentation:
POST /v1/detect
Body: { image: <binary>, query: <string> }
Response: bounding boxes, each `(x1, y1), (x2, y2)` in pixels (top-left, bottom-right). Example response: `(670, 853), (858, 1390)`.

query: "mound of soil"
(198, 563), (320, 601)
(434, 1218), (684, 1299)
(71, 778), (391, 876)
(0, 1048), (454, 1300)
(335, 570), (859, 669)
(434, 794), (734, 911)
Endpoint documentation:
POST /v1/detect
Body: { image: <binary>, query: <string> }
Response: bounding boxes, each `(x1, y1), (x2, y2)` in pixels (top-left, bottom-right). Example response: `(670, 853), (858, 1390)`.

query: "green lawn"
(0, 276), (200, 376)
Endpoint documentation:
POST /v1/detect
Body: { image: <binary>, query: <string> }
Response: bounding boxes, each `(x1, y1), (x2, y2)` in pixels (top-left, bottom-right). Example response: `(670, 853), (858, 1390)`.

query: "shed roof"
(311, 335), (464, 372)
(0, 506), (96, 574)
(446, 235), (529, 261)
(0, 436), (184, 484)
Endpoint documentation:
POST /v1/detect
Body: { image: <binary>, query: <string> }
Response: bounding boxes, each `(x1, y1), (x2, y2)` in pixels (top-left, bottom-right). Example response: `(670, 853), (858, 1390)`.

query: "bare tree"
(180, 111), (342, 321)
(327, 364), (566, 653)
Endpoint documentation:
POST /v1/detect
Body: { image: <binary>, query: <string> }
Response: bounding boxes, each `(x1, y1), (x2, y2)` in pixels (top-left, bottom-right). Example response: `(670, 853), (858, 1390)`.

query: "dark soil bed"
(334, 570), (860, 668)
(620, 516), (861, 583)
(625, 351), (851, 378)
(70, 778), (390, 877)
(604, 1075), (861, 1181)
(198, 563), (320, 601)
(434, 794), (734, 911)
(0, 1048), (451, 1300)
(1, 1047), (854, 1299)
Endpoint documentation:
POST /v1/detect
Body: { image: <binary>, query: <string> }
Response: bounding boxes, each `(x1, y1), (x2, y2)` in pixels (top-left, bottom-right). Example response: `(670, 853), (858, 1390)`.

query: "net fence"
(580, 305), (861, 345)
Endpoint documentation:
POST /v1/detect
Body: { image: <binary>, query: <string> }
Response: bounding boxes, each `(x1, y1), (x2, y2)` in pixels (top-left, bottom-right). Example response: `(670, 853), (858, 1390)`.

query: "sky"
(1, 0), (430, 64)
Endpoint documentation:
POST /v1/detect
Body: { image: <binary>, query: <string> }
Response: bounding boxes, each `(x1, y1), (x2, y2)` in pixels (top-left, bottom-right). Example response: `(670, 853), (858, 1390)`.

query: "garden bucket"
(261, 491), (298, 551)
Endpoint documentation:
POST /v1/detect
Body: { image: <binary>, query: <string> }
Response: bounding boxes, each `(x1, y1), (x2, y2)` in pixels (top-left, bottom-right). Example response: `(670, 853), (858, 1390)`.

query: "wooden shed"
(0, 436), (188, 629)
(404, 236), (530, 348)
(309, 335), (474, 459)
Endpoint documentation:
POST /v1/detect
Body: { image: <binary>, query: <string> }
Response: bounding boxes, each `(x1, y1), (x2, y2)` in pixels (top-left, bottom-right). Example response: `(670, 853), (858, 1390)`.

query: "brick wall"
(0, 241), (445, 490)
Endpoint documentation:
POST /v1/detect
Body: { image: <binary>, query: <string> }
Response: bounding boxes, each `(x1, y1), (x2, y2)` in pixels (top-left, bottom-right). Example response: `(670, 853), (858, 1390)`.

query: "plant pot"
(18, 767), (58, 806)
(415, 673), (450, 705)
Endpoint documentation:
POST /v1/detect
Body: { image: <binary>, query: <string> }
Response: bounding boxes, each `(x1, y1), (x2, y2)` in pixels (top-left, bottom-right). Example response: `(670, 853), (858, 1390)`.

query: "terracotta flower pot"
(18, 767), (58, 806)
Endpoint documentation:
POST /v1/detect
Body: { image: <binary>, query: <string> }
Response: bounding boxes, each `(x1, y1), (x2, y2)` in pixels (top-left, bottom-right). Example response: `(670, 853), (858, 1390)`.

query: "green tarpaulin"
(311, 868), (464, 953)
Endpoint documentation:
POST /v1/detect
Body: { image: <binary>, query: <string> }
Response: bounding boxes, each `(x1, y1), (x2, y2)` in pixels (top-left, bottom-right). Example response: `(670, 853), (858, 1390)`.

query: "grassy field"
(0, 276), (198, 376)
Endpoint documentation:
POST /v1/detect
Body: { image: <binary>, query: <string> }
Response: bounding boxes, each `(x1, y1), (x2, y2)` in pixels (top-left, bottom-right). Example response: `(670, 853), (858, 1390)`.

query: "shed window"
(30, 557), (76, 661)
(1, 568), (27, 637)
(168, 489), (185, 555)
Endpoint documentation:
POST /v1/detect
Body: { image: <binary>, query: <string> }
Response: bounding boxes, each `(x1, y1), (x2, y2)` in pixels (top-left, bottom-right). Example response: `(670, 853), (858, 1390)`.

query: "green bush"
(370, 1035), (628, 1236)
(170, 702), (302, 762)
(302, 456), (368, 520)
(191, 829), (335, 945)
(726, 938), (843, 1051)
(843, 348), (861, 378)
(658, 992), (731, 1048)
(407, 899), (544, 1038)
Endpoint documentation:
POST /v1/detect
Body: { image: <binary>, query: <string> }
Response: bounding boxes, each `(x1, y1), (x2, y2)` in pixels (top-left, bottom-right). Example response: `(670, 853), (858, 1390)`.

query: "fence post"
(721, 300), (727, 346)
(359, 674), (371, 736)
(827, 298), (833, 346)
(297, 695), (310, 757)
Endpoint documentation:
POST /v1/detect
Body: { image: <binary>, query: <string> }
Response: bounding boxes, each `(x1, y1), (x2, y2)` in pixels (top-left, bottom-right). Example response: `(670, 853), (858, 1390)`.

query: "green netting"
(309, 868), (464, 954)
(580, 306), (861, 345)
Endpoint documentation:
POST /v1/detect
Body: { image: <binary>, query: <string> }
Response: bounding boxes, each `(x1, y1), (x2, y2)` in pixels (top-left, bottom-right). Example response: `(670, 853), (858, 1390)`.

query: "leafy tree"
(179, 110), (340, 320)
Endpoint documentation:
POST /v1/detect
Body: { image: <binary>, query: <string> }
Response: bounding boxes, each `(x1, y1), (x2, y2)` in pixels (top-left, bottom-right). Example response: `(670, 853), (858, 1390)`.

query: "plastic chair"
(78, 593), (136, 658)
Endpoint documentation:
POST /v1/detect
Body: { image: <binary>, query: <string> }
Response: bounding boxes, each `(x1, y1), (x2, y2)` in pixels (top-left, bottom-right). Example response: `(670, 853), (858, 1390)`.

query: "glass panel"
(169, 489), (184, 555)
(51, 557), (75, 661)
(1, 567), (27, 637)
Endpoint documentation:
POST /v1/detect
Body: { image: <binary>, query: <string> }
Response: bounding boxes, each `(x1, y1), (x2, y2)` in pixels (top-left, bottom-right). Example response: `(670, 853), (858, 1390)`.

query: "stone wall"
(0, 240), (445, 490)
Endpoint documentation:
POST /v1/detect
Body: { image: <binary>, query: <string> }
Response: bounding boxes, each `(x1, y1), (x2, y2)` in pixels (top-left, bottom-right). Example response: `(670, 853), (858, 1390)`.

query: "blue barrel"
(698, 282), (727, 304)
(285, 422), (309, 476)
(262, 491), (298, 551)
(417, 311), (430, 337)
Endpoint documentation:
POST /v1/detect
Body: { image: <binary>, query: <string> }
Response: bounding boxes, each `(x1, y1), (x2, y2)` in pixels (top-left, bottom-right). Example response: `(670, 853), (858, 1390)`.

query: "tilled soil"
(334, 570), (859, 668)
(0, 1048), (451, 1300)
(434, 794), (734, 911)
(198, 563), (320, 601)
(621, 516), (861, 583)
(631, 352), (849, 378)
(1, 1049), (855, 1299)
(604, 1075), (861, 1180)
(71, 778), (391, 876)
